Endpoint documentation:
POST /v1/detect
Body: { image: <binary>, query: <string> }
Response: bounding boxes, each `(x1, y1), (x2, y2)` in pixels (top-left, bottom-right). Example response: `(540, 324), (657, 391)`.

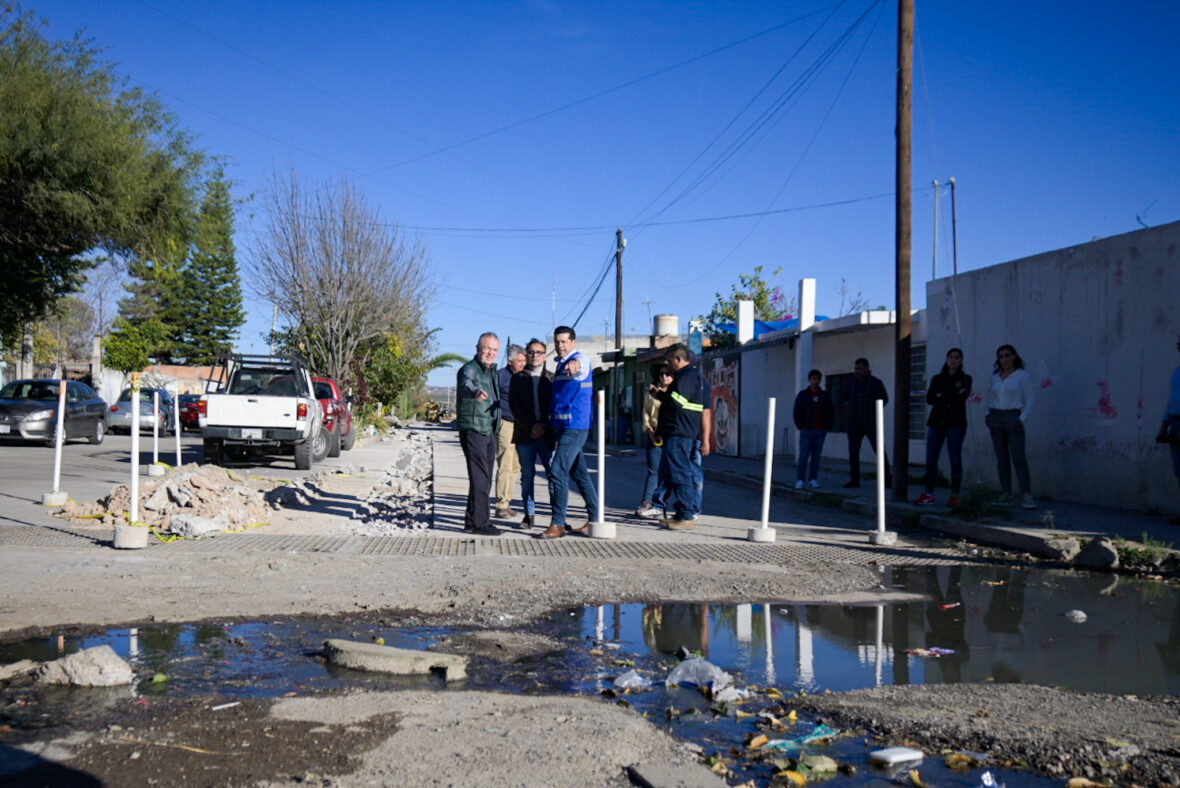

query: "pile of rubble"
(56, 463), (277, 538)
(346, 431), (433, 536)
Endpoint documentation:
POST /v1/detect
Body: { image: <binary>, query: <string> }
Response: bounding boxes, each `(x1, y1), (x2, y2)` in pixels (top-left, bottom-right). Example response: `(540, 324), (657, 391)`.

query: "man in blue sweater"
(539, 326), (599, 538)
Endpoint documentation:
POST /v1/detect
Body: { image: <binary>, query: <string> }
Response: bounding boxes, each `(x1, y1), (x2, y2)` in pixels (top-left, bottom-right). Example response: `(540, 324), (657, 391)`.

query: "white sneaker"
(1021, 494), (1037, 510)
(794, 480), (805, 490)
(808, 479), (820, 489)
(636, 506), (663, 520)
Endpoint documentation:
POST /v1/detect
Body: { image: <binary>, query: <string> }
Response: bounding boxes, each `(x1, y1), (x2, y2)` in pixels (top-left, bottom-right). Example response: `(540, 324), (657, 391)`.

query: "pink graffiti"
(1087, 380), (1117, 423)
(1037, 360), (1056, 389)
(968, 393), (983, 404)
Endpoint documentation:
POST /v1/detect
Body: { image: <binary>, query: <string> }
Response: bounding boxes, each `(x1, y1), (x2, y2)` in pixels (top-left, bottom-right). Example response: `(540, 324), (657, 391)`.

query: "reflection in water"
(593, 566), (1180, 696)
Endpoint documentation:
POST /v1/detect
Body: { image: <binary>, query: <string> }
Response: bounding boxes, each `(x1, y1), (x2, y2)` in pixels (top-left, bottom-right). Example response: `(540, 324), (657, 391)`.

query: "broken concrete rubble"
(35, 645), (134, 687)
(322, 638), (466, 681)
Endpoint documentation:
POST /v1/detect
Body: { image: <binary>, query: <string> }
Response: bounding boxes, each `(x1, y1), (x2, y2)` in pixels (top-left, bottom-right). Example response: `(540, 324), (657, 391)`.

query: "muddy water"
(2, 565), (1176, 786)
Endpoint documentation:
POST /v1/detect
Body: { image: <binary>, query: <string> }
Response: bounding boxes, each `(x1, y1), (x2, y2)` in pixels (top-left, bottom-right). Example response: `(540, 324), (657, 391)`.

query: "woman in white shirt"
(985, 344), (1037, 509)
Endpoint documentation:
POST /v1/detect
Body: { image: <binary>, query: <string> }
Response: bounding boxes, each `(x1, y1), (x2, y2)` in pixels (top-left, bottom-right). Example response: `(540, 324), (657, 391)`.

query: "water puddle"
(2, 564), (1177, 786)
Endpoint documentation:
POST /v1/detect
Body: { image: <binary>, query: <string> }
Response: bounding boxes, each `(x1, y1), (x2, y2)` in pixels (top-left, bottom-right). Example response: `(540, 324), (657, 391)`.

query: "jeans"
(516, 437), (553, 516)
(658, 435), (698, 519)
(550, 428), (598, 526)
(847, 422), (890, 484)
(690, 440), (704, 513)
(641, 434), (665, 507)
(796, 429), (827, 483)
(925, 427), (965, 493)
(986, 409), (1030, 495)
(459, 430), (496, 529)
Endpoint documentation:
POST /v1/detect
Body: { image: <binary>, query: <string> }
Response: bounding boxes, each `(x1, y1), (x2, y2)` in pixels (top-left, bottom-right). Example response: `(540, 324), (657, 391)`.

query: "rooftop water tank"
(653, 313), (679, 336)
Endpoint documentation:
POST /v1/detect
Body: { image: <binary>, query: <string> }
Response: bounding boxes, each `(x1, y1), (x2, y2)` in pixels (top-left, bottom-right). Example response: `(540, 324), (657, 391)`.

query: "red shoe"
(914, 492), (937, 506)
(947, 494), (960, 508)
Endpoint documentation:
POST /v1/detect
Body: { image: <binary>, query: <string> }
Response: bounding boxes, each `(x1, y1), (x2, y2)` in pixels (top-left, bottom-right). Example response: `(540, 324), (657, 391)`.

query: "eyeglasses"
(527, 350), (546, 355)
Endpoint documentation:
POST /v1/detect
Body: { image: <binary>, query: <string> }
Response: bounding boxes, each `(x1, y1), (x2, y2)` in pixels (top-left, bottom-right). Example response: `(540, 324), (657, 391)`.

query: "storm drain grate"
(357, 537), (475, 556)
(176, 534), (355, 554)
(0, 524), (112, 548)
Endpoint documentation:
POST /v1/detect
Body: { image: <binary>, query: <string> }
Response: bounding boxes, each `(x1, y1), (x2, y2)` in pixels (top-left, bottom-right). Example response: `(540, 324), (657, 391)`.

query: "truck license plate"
(239, 428), (263, 439)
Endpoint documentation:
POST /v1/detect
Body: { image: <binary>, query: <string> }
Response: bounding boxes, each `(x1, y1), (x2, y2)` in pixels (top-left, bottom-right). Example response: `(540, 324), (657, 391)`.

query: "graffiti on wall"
(707, 355), (740, 457)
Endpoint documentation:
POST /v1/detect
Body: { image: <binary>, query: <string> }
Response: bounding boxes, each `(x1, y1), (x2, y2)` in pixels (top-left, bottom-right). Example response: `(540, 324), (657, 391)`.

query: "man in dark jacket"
(456, 332), (501, 535)
(654, 344), (707, 529)
(509, 338), (554, 529)
(792, 369), (834, 489)
(844, 357), (891, 489)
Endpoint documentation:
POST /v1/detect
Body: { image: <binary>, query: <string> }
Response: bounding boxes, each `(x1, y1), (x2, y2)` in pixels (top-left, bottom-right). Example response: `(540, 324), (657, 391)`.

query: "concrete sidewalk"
(701, 448), (1179, 559)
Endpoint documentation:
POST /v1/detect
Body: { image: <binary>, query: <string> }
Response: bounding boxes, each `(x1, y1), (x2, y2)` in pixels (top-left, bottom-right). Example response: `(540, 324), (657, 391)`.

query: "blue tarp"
(714, 315), (829, 339)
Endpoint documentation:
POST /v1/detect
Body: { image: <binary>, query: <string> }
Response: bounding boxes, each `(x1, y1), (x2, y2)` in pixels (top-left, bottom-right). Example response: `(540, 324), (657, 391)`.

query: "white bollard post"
(172, 387), (182, 468)
(41, 380), (69, 506)
(869, 398), (897, 545)
(147, 390), (165, 477)
(748, 397), (777, 542)
(589, 389), (616, 539)
(115, 372), (148, 548)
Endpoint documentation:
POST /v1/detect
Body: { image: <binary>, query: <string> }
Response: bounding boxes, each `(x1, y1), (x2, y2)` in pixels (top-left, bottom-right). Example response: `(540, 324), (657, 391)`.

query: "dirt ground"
(2, 429), (1178, 787)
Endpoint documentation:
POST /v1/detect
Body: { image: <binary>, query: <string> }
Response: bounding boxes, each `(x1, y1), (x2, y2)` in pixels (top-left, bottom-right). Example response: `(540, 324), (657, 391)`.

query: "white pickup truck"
(199, 354), (324, 470)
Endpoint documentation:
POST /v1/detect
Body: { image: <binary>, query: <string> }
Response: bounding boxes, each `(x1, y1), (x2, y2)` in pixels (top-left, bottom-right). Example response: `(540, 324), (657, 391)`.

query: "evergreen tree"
(173, 172), (245, 364)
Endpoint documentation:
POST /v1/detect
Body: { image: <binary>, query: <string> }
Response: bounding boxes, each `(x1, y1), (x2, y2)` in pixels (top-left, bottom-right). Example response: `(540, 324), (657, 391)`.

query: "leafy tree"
(102, 318), (168, 374)
(172, 171), (245, 364)
(699, 266), (799, 348)
(0, 4), (205, 348)
(31, 296), (96, 364)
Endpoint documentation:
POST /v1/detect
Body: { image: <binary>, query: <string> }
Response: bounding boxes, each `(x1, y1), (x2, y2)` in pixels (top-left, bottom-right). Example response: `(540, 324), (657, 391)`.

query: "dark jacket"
(793, 387), (835, 431)
(926, 370), (972, 429)
(655, 365), (705, 439)
(844, 374), (888, 426)
(497, 366), (516, 423)
(456, 356), (499, 435)
(509, 368), (554, 445)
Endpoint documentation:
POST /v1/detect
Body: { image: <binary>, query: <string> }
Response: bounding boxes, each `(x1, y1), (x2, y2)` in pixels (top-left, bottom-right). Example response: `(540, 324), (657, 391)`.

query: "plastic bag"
(665, 657), (733, 690)
(613, 669), (652, 690)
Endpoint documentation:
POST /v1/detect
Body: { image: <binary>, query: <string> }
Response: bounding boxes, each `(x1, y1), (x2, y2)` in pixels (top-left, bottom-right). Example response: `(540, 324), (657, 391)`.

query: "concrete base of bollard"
(113, 524), (149, 549)
(41, 491), (68, 507)
(746, 526), (776, 543)
(870, 530), (898, 546)
(146, 464), (165, 477)
(589, 520), (616, 539)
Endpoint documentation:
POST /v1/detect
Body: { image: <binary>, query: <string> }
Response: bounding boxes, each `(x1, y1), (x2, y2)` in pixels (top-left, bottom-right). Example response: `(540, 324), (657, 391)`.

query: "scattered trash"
(666, 657), (732, 691)
(150, 673), (168, 684)
(763, 723), (840, 751)
(983, 580), (1006, 586)
(1065, 609), (1087, 623)
(906, 647), (956, 657)
(938, 602), (961, 610)
(909, 768), (931, 787)
(799, 754), (839, 775)
(613, 669), (652, 690)
(712, 685), (752, 704)
(980, 769), (1006, 788)
(869, 747), (924, 766)
(945, 751), (983, 769)
(210, 701), (240, 711)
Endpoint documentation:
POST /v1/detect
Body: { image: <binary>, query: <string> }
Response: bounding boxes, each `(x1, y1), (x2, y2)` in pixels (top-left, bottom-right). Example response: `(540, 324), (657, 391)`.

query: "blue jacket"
(551, 350), (593, 430)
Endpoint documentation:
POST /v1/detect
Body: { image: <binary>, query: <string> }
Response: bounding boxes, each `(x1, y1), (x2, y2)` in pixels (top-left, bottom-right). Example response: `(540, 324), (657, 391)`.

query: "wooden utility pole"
(614, 228), (625, 349)
(892, 0), (913, 501)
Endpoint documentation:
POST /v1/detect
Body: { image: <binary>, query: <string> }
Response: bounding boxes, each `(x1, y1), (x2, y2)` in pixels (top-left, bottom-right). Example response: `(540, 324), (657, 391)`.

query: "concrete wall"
(925, 220), (1180, 510)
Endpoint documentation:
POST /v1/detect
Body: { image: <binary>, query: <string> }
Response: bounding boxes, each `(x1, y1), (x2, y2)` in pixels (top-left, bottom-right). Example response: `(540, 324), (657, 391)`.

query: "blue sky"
(40, 0), (1179, 386)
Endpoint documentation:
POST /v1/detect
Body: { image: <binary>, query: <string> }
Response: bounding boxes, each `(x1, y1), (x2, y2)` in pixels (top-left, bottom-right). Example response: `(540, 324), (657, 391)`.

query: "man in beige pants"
(495, 344), (526, 518)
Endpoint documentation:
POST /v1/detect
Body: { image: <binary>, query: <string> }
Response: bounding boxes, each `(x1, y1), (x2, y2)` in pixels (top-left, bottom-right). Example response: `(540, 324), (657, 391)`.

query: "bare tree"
(836, 277), (871, 316)
(249, 168), (434, 385)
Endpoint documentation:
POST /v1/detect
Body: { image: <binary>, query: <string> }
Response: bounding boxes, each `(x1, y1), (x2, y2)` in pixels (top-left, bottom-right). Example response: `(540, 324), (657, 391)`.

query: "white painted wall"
(926, 220), (1180, 510)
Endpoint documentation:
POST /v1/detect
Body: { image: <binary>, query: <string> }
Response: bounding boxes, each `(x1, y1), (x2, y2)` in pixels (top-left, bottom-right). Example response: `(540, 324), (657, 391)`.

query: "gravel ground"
(2, 427), (1178, 787)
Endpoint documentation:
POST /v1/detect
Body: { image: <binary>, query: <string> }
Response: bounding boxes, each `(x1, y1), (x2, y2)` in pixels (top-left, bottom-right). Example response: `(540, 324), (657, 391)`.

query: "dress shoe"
(568, 521), (592, 536)
(472, 525), (501, 536)
(515, 514), (534, 529)
(538, 524), (565, 539)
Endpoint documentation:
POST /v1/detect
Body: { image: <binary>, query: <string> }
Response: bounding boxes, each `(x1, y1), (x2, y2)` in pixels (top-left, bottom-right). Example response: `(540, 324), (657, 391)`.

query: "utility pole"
(949, 177), (959, 275)
(931, 180), (940, 281)
(892, 0), (913, 502)
(614, 228), (625, 350)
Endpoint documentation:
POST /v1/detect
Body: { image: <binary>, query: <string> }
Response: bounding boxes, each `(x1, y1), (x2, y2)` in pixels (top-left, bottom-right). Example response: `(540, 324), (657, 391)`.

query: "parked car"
(312, 376), (354, 460)
(178, 394), (201, 431)
(109, 387), (175, 434)
(0, 379), (108, 445)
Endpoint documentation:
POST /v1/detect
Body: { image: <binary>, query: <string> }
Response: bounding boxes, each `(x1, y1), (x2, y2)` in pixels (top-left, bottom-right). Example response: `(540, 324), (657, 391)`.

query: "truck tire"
(203, 438), (223, 466)
(311, 425), (329, 463)
(328, 424), (342, 458)
(294, 438), (313, 470)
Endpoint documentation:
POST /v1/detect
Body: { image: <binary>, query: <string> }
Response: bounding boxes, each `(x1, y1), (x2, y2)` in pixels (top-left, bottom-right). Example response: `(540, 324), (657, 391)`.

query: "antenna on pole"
(932, 180), (940, 281)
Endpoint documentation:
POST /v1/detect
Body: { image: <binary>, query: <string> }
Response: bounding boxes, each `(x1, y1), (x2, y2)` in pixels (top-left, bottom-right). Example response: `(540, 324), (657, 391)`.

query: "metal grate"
(357, 537), (475, 556)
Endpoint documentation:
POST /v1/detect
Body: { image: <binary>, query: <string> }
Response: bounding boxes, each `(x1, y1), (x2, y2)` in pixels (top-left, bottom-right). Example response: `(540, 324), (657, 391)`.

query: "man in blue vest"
(456, 332), (501, 536)
(653, 343), (707, 530)
(539, 326), (599, 538)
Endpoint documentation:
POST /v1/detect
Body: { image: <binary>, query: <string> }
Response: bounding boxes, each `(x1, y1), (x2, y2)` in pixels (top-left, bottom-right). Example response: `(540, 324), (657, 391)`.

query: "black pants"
(459, 430), (496, 529)
(847, 422), (891, 484)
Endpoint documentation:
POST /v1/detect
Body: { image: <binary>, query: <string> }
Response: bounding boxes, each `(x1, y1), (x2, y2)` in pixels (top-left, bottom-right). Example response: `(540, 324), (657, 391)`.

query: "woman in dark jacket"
(914, 348), (972, 507)
(792, 369), (835, 488)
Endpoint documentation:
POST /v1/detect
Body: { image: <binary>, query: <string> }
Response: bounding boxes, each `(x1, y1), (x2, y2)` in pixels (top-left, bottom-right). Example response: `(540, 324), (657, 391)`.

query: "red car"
(178, 394), (201, 431)
(312, 376), (354, 459)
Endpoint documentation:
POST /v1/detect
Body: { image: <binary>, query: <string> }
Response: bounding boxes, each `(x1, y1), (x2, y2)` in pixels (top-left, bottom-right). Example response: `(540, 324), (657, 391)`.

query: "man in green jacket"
(456, 332), (502, 535)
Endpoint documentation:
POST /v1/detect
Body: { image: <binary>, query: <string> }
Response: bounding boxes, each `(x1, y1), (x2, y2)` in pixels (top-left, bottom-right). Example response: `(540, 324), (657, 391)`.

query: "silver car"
(0, 379), (109, 445)
(109, 387), (176, 434)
